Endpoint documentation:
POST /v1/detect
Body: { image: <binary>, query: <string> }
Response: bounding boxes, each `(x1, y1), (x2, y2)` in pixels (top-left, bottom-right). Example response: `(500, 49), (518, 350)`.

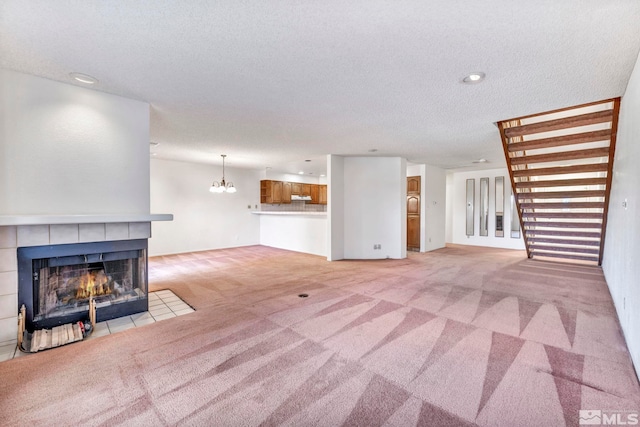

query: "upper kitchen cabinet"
(260, 180), (290, 204)
(306, 184), (328, 205)
(260, 180), (270, 202)
(309, 184), (319, 204)
(407, 176), (421, 194)
(261, 180), (325, 205)
(319, 185), (327, 205)
(282, 181), (292, 203)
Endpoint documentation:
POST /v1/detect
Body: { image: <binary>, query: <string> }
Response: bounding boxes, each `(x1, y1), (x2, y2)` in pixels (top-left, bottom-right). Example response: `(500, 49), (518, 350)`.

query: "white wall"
(327, 155), (345, 261)
(0, 69), (150, 215)
(149, 158), (260, 256)
(406, 165), (423, 176)
(447, 168), (525, 250)
(406, 164), (446, 252)
(259, 215), (326, 256)
(343, 157), (406, 259)
(445, 172), (454, 243)
(261, 171), (324, 184)
(424, 164), (447, 251)
(603, 51), (640, 376)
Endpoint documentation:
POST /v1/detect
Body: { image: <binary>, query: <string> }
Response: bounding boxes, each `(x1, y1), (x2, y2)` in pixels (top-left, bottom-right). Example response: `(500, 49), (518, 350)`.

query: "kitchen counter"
(255, 211), (327, 257)
(251, 211), (326, 216)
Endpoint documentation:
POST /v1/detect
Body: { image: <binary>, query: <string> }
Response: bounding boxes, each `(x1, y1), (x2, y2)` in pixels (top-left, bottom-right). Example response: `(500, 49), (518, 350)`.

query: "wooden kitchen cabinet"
(262, 180), (325, 205)
(273, 181), (283, 203)
(309, 184), (319, 204)
(282, 181), (292, 203)
(407, 195), (420, 215)
(261, 180), (289, 204)
(407, 176), (421, 251)
(319, 185), (327, 205)
(407, 176), (421, 194)
(260, 180), (270, 203)
(407, 215), (420, 249)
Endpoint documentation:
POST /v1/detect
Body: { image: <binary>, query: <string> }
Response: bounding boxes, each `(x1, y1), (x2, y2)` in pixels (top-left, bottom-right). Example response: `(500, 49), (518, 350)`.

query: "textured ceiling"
(2, 1), (640, 175)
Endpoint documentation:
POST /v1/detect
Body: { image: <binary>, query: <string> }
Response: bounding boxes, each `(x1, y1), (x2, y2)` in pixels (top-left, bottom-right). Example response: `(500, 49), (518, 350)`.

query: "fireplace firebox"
(18, 239), (148, 331)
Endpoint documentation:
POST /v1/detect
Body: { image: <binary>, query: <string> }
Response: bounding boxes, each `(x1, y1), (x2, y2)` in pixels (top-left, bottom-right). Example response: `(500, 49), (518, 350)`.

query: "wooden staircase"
(498, 98), (620, 265)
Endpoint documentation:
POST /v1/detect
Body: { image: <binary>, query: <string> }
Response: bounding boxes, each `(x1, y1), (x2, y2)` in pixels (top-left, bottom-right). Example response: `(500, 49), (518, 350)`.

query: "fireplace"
(18, 239), (148, 331)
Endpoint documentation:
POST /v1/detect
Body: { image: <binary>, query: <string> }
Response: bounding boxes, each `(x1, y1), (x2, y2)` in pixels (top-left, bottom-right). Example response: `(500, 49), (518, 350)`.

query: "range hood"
(291, 195), (312, 201)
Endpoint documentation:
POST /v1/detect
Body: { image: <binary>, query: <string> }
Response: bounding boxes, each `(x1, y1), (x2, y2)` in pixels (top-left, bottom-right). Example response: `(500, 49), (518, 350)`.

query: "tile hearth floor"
(0, 289), (194, 362)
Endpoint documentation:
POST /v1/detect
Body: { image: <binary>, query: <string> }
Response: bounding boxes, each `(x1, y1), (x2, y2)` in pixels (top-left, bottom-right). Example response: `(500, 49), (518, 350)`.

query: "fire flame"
(75, 270), (111, 299)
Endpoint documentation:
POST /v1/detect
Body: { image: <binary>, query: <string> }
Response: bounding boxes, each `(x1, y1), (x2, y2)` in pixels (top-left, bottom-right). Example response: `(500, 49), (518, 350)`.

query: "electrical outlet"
(373, 244), (382, 250)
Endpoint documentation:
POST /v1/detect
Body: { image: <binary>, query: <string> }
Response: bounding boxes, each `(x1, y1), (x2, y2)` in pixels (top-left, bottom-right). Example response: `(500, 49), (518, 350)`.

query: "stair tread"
(524, 230), (602, 238)
(504, 109), (613, 138)
(521, 212), (603, 219)
(524, 221), (602, 229)
(510, 147), (610, 165)
(527, 237), (600, 246)
(517, 190), (605, 199)
(529, 244), (599, 254)
(512, 163), (609, 178)
(507, 129), (611, 152)
(515, 177), (607, 188)
(519, 202), (605, 209)
(531, 251), (600, 262)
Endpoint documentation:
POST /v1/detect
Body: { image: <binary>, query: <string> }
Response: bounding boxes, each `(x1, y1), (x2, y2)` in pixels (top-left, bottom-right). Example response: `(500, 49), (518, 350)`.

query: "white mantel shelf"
(251, 211), (327, 217)
(0, 214), (173, 226)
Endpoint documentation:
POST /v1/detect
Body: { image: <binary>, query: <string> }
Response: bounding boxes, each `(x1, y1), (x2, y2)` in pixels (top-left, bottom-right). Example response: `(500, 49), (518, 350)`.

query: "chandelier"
(209, 154), (236, 193)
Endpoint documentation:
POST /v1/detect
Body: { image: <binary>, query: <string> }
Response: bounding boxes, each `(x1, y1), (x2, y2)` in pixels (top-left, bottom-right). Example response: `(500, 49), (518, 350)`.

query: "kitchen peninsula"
(254, 180), (327, 257)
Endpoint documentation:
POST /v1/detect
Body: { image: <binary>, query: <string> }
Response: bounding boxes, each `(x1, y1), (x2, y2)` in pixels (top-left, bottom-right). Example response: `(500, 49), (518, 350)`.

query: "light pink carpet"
(0, 244), (638, 426)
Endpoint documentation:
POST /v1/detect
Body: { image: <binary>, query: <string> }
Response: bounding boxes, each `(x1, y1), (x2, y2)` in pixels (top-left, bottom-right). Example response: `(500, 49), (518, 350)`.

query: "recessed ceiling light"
(472, 158), (488, 163)
(462, 72), (485, 84)
(298, 171), (304, 175)
(150, 141), (160, 147)
(320, 174), (326, 177)
(69, 72), (98, 85)
(368, 149), (378, 153)
(305, 159), (311, 162)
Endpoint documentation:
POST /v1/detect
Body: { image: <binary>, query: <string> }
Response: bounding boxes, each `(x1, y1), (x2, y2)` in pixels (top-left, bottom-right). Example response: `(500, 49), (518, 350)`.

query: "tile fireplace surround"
(0, 214), (171, 347)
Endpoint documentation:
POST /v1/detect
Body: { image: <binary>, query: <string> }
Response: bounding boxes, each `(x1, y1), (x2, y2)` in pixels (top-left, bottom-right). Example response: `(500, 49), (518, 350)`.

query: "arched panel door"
(407, 177), (421, 251)
(407, 195), (420, 215)
(407, 176), (421, 194)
